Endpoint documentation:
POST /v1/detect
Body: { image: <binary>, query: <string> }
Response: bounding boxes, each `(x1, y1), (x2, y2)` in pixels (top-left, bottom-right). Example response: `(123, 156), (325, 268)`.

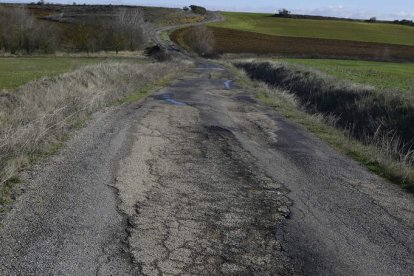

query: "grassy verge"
(276, 58), (414, 93)
(223, 62), (414, 192)
(211, 12), (414, 46)
(0, 57), (108, 90)
(0, 60), (193, 224)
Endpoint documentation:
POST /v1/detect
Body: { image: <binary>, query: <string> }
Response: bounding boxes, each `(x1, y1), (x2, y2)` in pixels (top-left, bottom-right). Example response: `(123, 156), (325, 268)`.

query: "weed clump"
(184, 26), (217, 58)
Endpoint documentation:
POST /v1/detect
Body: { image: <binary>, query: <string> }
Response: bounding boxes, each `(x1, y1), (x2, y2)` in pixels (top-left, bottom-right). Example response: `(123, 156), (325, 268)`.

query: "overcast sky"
(5, 0), (414, 20)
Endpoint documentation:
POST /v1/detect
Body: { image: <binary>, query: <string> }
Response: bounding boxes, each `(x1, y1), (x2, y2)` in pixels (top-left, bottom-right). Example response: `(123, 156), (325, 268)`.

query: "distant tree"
(186, 26), (216, 57)
(190, 5), (207, 15)
(66, 24), (93, 52)
(278, 8), (291, 16)
(393, 19), (414, 26)
(115, 9), (146, 51)
(368, 17), (377, 22)
(0, 7), (60, 54)
(37, 0), (45, 5)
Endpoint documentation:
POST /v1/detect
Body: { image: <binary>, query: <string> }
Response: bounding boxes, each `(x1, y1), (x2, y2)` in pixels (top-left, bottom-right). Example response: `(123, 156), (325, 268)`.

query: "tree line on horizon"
(0, 6), (146, 54)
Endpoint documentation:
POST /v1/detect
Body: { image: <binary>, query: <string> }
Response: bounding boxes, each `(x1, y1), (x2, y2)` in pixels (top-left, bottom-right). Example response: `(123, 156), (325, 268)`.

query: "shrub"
(190, 5), (207, 15)
(144, 45), (172, 61)
(185, 26), (216, 57)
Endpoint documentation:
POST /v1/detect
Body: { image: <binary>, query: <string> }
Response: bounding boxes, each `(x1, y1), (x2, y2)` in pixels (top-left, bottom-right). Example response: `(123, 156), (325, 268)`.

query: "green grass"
(211, 12), (414, 46)
(0, 57), (105, 90)
(278, 58), (414, 92)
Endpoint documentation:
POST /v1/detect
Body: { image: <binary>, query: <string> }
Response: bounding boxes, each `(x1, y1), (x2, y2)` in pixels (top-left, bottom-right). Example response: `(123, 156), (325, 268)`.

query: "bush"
(190, 5), (207, 15)
(185, 26), (216, 57)
(144, 45), (171, 61)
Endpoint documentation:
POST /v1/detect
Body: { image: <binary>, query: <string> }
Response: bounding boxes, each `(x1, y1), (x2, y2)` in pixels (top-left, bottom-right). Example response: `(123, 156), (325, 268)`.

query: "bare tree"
(368, 17), (377, 23)
(0, 7), (60, 54)
(1, 7), (35, 53)
(186, 26), (216, 57)
(116, 8), (146, 51)
(278, 8), (291, 17)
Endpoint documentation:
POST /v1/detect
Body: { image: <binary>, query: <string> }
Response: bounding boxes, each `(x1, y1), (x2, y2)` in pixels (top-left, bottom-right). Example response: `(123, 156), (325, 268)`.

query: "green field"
(0, 57), (107, 90)
(278, 59), (414, 92)
(211, 12), (414, 46)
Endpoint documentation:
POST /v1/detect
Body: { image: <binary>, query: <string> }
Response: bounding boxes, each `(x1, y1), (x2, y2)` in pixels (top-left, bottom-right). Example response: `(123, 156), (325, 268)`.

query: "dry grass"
(235, 60), (414, 149)
(0, 60), (192, 207)
(225, 60), (414, 192)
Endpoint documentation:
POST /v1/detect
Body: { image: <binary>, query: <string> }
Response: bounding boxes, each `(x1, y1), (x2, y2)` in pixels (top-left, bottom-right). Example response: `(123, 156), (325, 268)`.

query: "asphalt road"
(1, 61), (413, 275)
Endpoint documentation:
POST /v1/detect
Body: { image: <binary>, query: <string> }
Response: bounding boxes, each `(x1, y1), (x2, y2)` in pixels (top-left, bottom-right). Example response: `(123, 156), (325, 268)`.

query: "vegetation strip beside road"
(224, 61), (414, 192)
(0, 60), (192, 222)
(0, 57), (115, 90)
(277, 58), (414, 93)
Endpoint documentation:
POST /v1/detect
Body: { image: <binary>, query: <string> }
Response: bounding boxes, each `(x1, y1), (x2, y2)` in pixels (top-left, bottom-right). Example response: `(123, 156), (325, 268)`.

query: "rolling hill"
(210, 12), (414, 46)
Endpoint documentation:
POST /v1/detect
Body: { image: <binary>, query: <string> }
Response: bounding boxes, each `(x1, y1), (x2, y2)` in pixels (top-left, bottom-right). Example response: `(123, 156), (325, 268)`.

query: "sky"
(4, 0), (414, 20)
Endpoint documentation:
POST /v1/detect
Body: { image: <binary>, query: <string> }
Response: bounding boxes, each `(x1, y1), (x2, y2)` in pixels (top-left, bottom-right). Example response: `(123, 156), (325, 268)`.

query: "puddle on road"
(224, 80), (233, 90)
(154, 93), (187, 106)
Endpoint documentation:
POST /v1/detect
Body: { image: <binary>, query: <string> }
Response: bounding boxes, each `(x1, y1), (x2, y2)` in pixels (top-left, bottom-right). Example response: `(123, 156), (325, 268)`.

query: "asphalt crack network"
(115, 79), (294, 275)
(2, 62), (413, 275)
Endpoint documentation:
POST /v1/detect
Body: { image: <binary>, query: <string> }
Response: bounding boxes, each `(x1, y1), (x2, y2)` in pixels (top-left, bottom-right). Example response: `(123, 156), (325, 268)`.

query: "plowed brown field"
(172, 26), (414, 61)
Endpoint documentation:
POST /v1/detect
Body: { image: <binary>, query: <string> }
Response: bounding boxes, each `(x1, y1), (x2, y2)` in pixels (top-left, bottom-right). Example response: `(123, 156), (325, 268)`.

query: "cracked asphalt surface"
(1, 62), (414, 275)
